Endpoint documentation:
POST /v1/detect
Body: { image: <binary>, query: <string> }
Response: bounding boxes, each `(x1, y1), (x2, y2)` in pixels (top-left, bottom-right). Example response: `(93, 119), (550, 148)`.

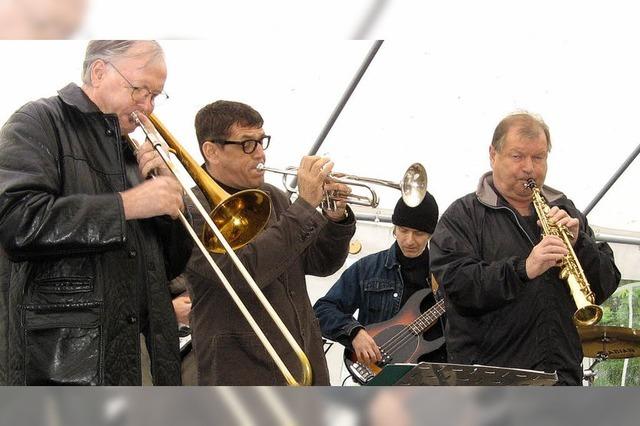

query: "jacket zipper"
(477, 198), (536, 248)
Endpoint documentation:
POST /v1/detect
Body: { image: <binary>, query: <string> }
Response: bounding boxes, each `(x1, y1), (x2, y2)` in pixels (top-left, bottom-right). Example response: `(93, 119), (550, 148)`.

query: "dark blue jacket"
(314, 243), (442, 348)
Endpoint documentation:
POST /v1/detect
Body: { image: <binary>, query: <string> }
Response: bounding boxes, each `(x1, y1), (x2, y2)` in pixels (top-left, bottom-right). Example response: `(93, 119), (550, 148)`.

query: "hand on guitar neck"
(352, 329), (382, 365)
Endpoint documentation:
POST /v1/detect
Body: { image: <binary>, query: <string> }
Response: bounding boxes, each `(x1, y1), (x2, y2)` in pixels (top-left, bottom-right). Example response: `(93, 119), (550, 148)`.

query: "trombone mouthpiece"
(256, 163), (265, 171)
(130, 111), (141, 124)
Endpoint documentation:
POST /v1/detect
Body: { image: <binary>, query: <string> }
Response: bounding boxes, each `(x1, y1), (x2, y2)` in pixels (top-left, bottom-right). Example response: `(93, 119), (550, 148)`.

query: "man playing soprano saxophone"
(430, 112), (621, 385)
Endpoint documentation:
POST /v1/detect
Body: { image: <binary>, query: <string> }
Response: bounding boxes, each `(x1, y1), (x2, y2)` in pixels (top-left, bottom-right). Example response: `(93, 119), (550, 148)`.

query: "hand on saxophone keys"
(544, 206), (580, 246)
(525, 235), (569, 279)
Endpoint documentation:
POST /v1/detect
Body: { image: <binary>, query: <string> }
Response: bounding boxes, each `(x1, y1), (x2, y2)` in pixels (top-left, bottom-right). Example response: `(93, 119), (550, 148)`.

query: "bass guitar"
(344, 288), (445, 384)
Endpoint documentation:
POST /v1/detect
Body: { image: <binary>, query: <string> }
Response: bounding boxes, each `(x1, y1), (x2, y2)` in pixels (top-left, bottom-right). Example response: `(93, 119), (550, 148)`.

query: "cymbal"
(577, 325), (640, 359)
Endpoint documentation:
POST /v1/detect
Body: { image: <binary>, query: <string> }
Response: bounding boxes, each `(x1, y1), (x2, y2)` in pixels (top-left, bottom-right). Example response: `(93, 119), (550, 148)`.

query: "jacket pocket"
(362, 279), (397, 323)
(22, 302), (102, 385)
(35, 276), (93, 294)
(210, 333), (279, 385)
(28, 259), (97, 306)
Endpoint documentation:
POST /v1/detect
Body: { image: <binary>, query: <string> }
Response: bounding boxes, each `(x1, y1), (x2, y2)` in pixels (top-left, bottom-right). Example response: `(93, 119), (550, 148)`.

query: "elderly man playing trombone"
(0, 40), (191, 385)
(178, 100), (356, 385)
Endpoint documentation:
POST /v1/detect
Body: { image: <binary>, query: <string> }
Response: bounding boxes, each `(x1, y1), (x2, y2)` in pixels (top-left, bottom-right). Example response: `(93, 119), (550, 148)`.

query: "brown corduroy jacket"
(184, 181), (355, 385)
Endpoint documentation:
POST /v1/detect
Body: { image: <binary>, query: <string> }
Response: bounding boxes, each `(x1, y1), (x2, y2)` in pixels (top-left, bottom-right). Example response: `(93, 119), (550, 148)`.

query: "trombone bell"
(146, 114), (272, 253)
(203, 189), (272, 253)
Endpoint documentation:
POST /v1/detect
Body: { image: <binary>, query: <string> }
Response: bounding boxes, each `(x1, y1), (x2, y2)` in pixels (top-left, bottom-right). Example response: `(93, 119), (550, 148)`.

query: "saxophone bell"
(526, 178), (603, 326)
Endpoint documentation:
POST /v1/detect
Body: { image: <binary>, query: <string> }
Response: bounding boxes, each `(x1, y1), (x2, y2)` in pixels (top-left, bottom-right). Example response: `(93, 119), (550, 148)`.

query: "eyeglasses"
(214, 135), (271, 154)
(105, 61), (169, 105)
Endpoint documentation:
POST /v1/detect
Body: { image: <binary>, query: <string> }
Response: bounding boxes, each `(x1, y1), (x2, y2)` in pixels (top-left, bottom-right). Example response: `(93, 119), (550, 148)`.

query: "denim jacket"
(314, 243), (434, 347)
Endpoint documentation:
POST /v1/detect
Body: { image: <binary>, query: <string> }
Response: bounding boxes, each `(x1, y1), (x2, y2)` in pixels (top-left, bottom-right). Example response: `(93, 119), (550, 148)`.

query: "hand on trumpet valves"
(544, 206), (580, 246)
(297, 155), (334, 208)
(119, 175), (185, 220)
(525, 235), (569, 279)
(321, 180), (351, 221)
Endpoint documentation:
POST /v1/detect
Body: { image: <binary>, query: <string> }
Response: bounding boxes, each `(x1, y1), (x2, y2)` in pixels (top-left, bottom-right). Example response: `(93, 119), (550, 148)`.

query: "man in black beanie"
(314, 193), (446, 384)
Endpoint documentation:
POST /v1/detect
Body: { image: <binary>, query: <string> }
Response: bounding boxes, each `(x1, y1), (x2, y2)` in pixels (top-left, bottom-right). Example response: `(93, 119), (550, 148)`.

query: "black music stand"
(365, 362), (558, 386)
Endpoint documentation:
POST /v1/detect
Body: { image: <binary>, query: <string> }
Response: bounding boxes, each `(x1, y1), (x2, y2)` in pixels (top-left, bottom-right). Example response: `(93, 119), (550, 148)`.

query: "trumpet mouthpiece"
(256, 163), (265, 171)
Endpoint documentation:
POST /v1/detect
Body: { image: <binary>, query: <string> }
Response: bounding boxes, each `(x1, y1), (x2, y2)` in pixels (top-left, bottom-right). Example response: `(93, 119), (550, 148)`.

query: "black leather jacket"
(0, 84), (192, 385)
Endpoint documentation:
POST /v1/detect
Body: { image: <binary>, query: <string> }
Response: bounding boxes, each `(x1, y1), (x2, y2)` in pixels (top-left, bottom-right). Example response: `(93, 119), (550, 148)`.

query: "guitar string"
(374, 299), (445, 359)
(352, 298), (445, 372)
(379, 302), (444, 357)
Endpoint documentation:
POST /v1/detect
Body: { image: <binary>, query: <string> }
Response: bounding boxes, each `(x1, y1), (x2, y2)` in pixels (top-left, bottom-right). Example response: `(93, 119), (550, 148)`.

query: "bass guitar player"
(313, 194), (447, 384)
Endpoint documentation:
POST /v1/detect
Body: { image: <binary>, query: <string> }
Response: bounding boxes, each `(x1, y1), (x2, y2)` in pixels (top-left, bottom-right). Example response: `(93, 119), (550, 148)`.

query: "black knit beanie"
(391, 192), (439, 234)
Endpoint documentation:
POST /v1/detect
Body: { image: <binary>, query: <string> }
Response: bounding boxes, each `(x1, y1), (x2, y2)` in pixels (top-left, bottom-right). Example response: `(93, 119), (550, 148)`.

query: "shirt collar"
(475, 171), (566, 207)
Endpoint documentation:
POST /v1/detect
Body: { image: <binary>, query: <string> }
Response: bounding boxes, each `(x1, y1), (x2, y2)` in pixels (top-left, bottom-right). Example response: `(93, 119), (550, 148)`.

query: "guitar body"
(344, 288), (445, 384)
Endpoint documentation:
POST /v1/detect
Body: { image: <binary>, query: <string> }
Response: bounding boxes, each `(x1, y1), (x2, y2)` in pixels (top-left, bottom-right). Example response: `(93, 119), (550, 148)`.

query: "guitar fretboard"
(408, 299), (445, 335)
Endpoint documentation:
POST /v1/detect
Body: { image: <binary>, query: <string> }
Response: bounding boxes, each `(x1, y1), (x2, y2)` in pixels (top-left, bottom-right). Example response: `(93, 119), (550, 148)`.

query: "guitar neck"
(408, 298), (445, 334)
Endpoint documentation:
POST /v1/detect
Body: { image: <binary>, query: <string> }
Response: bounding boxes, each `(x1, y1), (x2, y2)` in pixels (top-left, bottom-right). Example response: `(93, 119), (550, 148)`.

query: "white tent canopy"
(2, 40), (638, 283)
(1, 33), (639, 389)
(1, 40), (638, 232)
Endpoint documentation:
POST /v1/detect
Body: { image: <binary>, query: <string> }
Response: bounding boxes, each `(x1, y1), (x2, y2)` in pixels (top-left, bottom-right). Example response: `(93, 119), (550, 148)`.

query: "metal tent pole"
(289, 40), (384, 191)
(583, 142), (640, 216)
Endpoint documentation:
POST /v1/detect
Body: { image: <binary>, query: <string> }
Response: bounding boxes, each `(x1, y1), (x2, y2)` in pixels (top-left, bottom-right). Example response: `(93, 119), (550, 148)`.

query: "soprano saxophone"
(525, 179), (603, 326)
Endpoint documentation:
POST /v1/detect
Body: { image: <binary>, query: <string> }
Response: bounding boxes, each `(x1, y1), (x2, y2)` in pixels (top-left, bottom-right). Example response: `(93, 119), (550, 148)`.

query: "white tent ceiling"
(1, 39), (638, 233)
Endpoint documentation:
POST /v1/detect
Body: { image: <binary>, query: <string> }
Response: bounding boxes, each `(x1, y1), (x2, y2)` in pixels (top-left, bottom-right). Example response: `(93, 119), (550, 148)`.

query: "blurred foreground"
(1, 387), (639, 426)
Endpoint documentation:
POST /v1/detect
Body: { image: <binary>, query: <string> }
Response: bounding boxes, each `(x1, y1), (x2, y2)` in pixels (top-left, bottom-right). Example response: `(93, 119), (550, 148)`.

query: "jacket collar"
(384, 242), (400, 270)
(476, 171), (566, 207)
(58, 83), (103, 115)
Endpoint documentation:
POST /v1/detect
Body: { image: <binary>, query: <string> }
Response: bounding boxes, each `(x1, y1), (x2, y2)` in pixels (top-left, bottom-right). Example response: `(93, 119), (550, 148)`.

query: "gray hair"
(81, 40), (164, 85)
(491, 111), (552, 153)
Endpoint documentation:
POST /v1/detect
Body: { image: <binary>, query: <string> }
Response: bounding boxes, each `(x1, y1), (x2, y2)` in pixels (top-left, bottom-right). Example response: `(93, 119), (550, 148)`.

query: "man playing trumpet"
(430, 111), (620, 385)
(181, 100), (356, 385)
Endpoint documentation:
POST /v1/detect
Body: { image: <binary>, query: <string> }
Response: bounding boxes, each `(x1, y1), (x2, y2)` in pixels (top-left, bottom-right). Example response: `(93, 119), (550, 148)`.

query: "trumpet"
(129, 112), (313, 385)
(257, 162), (427, 210)
(525, 178), (603, 326)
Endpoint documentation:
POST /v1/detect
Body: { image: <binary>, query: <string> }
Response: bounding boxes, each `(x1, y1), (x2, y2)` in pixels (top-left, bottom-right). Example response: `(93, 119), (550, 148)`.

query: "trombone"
(257, 162), (428, 210)
(128, 112), (313, 386)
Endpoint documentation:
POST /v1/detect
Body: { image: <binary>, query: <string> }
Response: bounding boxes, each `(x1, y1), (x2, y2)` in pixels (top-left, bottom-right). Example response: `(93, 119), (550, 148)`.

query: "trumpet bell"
(203, 189), (272, 253)
(400, 163), (428, 207)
